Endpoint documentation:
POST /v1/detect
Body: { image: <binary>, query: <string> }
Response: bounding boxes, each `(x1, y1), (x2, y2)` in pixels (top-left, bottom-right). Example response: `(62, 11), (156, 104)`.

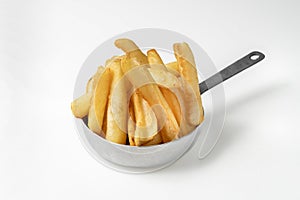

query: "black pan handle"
(199, 51), (265, 94)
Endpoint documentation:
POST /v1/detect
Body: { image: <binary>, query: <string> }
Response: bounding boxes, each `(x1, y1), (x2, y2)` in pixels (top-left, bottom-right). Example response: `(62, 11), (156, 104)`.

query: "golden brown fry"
(93, 67), (112, 136)
(116, 39), (179, 142)
(85, 66), (105, 135)
(173, 43), (204, 126)
(160, 87), (181, 125)
(105, 59), (127, 144)
(86, 66), (105, 93)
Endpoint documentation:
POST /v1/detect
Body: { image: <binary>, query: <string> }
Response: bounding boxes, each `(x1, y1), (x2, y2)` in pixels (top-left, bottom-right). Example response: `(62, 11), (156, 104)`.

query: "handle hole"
(250, 54), (260, 61)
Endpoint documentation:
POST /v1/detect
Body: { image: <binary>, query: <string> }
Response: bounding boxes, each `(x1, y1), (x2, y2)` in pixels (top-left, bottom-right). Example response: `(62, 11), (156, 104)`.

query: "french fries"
(71, 38), (204, 145)
(116, 39), (180, 142)
(147, 49), (195, 137)
(147, 49), (182, 125)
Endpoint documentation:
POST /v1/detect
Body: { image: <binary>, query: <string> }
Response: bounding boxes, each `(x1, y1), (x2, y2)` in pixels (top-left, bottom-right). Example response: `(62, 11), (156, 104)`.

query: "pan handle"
(199, 51), (265, 94)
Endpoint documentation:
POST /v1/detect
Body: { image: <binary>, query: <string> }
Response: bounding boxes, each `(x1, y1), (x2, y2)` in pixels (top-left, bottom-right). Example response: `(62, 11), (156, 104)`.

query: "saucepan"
(73, 28), (265, 173)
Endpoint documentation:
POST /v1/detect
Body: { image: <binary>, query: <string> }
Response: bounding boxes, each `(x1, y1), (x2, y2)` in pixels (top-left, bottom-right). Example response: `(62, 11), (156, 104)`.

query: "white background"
(1, 0), (300, 199)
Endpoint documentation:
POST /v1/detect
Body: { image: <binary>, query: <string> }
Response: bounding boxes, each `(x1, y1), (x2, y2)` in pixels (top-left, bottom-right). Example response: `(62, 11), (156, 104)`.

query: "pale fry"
(72, 66), (104, 119)
(115, 39), (148, 67)
(88, 103), (103, 136)
(71, 93), (92, 118)
(87, 66), (106, 135)
(166, 61), (179, 73)
(142, 132), (162, 146)
(173, 43), (204, 126)
(147, 49), (180, 88)
(105, 59), (127, 144)
(147, 49), (168, 71)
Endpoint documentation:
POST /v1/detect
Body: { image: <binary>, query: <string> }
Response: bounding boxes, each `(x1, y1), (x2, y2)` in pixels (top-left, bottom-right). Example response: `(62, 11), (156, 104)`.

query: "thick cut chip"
(105, 59), (127, 144)
(71, 66), (104, 119)
(93, 67), (113, 136)
(173, 43), (204, 126)
(132, 91), (158, 146)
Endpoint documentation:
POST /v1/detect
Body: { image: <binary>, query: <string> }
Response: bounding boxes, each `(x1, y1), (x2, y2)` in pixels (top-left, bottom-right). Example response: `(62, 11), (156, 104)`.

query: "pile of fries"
(71, 39), (204, 146)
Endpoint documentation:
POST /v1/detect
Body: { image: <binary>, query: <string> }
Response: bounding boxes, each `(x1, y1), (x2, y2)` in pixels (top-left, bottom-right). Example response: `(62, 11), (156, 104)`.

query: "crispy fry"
(105, 59), (127, 144)
(160, 88), (181, 124)
(173, 43), (204, 126)
(87, 67), (106, 135)
(93, 67), (112, 136)
(116, 39), (180, 142)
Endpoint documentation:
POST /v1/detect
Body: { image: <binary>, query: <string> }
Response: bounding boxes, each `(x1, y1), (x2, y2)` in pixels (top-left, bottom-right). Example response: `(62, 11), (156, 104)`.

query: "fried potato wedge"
(173, 43), (204, 126)
(105, 59), (127, 144)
